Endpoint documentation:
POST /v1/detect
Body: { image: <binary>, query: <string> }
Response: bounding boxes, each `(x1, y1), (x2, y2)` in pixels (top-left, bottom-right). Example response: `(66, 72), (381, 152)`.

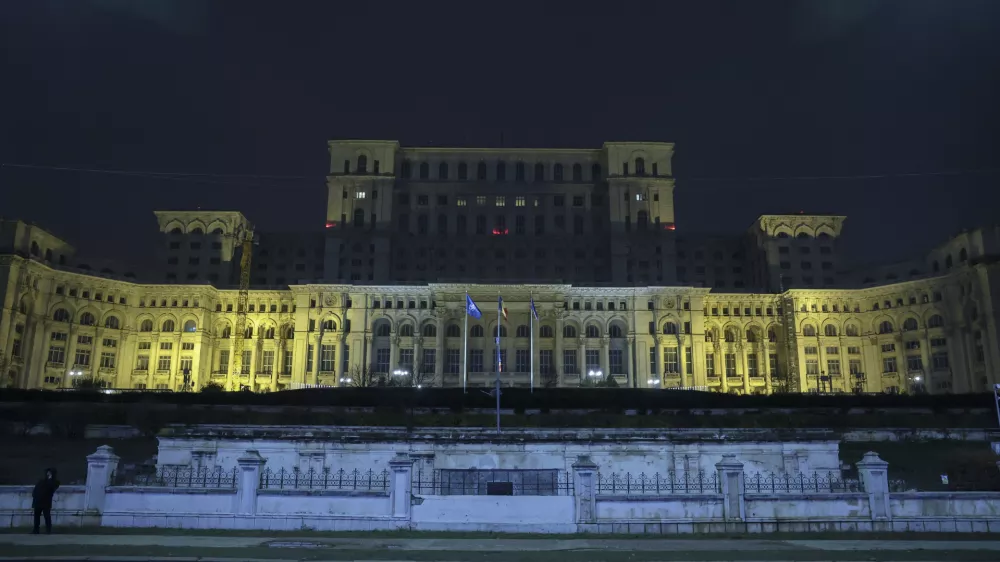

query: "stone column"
(600, 337), (610, 378)
(856, 452), (891, 522)
(626, 336), (635, 387)
(654, 337), (663, 381)
(740, 342), (751, 395)
(235, 449), (266, 516)
(311, 334), (321, 384)
(388, 453), (413, 520)
(84, 445), (120, 515)
(336, 336), (346, 380)
(572, 455), (598, 525)
(715, 454), (745, 523)
(414, 336), (423, 377)
(390, 335), (400, 372)
(434, 314), (445, 386)
(554, 315), (565, 384)
(577, 337), (586, 378)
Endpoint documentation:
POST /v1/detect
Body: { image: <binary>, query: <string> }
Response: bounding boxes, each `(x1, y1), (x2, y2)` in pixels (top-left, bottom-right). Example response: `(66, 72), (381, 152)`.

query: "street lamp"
(393, 369), (410, 377)
(339, 376), (352, 386)
(587, 369), (603, 378)
(648, 377), (661, 387)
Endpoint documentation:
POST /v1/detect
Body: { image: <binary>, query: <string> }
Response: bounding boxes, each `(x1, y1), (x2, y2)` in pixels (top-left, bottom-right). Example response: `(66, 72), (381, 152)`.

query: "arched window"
(283, 326), (295, 339)
(845, 324), (859, 337)
(768, 328), (777, 342)
(399, 324), (414, 337)
(422, 324), (437, 337)
(353, 209), (365, 228)
(534, 163), (544, 181)
(662, 322), (678, 335)
(30, 241), (40, 256)
(477, 162), (487, 180)
(586, 325), (600, 338)
(802, 324), (817, 337)
(776, 232), (790, 239)
(458, 162), (468, 180)
(79, 312), (96, 326)
(53, 308), (70, 322)
(401, 160), (412, 178)
(610, 325), (623, 338)
(438, 162), (448, 179)
(343, 160), (350, 174)
(553, 163), (564, 181)
(745, 330), (757, 342)
(496, 161), (506, 181)
(563, 325), (577, 338)
(446, 324), (461, 337)
(725, 328), (737, 342)
(516, 325), (530, 338)
(104, 316), (120, 330)
(162, 320), (175, 332)
(183, 320), (197, 332)
(927, 315), (944, 328)
(376, 323), (391, 337)
(356, 155), (367, 173)
(515, 162), (525, 181)
(264, 326), (276, 338)
(44, 249), (53, 261)
(494, 325), (507, 338)
(945, 255), (953, 268)
(932, 261), (940, 272)
(591, 163), (601, 181)
(637, 211), (648, 230)
(540, 325), (554, 338)
(190, 227), (203, 235)
(959, 248), (968, 262)
(902, 318), (918, 331)
(572, 163), (582, 182)
(635, 157), (646, 175)
(796, 232), (811, 239)
(140, 319), (154, 332)
(244, 326), (253, 339)
(470, 325), (484, 338)
(419, 162), (429, 179)
(824, 324), (838, 337)
(878, 321), (894, 334)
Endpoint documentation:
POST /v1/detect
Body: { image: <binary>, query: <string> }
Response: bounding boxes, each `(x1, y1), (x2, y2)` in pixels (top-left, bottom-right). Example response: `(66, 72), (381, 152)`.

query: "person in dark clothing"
(31, 468), (59, 534)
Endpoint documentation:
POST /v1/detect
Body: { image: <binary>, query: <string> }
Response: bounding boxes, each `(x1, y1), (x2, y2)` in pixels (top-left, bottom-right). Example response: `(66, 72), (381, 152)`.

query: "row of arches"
(370, 318), (628, 339)
(163, 219), (230, 236)
(704, 325), (780, 344)
(138, 319), (198, 333)
(218, 325), (294, 340)
(52, 308), (121, 330)
(800, 314), (945, 337)
(932, 247), (968, 272)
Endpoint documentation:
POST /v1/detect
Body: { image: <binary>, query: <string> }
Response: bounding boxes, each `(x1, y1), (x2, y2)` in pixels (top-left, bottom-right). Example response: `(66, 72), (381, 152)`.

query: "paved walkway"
(2, 534), (1000, 552)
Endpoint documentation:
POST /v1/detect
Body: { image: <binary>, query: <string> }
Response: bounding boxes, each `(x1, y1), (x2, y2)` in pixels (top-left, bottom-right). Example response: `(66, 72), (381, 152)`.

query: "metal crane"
(228, 223), (256, 391)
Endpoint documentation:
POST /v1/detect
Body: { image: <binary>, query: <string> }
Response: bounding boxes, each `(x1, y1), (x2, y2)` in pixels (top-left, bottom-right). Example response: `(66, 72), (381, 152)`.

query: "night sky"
(2, 1), (999, 275)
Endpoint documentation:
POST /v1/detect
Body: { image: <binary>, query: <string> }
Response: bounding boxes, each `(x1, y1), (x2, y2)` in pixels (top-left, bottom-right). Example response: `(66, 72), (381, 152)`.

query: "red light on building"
(491, 228), (509, 235)
(325, 221), (337, 229)
(664, 223), (676, 231)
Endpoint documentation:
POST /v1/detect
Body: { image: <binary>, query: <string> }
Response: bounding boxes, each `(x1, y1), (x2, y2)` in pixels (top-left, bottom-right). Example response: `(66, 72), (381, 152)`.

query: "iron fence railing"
(258, 467), (390, 491)
(413, 468), (574, 496)
(112, 466), (238, 488)
(743, 471), (863, 494)
(596, 471), (720, 495)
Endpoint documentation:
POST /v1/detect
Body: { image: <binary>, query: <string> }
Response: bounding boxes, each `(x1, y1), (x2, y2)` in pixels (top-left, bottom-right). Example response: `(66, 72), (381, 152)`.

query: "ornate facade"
(1, 141), (998, 394)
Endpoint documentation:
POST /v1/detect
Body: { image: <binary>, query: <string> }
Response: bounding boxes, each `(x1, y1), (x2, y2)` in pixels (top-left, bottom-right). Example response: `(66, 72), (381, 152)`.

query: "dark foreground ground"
(1, 531), (1000, 561)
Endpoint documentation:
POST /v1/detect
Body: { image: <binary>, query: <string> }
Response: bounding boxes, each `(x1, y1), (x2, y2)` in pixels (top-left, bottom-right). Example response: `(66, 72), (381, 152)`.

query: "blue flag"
(530, 297), (539, 320)
(466, 294), (482, 319)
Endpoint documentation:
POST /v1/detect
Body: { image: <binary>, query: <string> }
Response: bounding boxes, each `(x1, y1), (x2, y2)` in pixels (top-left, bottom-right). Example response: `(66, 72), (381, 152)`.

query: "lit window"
(495, 196), (505, 207)
(476, 195), (486, 206)
(515, 196), (525, 207)
(355, 191), (366, 199)
(456, 197), (467, 207)
(635, 193), (647, 201)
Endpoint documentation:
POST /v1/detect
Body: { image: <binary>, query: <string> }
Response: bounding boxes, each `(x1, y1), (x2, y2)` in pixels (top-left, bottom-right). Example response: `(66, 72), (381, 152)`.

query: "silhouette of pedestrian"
(31, 468), (59, 534)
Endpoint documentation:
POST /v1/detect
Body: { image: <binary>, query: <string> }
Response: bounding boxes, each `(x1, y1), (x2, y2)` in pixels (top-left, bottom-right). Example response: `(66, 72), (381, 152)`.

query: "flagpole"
(496, 291), (501, 435)
(463, 290), (469, 394)
(529, 292), (534, 394)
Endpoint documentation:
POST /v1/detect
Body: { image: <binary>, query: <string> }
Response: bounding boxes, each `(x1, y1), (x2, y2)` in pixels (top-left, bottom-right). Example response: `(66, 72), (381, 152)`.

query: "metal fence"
(743, 471), (864, 494)
(258, 467), (390, 491)
(596, 471), (720, 495)
(413, 469), (574, 496)
(112, 466), (238, 488)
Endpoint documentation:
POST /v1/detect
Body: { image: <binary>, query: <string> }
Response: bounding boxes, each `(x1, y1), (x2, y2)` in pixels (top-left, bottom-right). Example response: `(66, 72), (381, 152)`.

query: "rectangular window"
(563, 350), (577, 374)
(804, 346), (818, 355)
(73, 348), (90, 367)
(825, 346), (839, 355)
(685, 347), (692, 375)
(77, 335), (93, 346)
(540, 350), (553, 374)
(375, 348), (391, 373)
(261, 350), (275, 374)
(849, 359), (862, 375)
(399, 348), (414, 369)
(180, 356), (193, 374)
(663, 348), (679, 374)
(906, 355), (923, 372)
(827, 359), (841, 376)
(882, 356), (898, 373)
(494, 349), (507, 372)
(649, 348), (657, 375)
(769, 353), (778, 375)
(930, 337), (947, 347)
(847, 346), (860, 355)
(282, 350), (293, 375)
(341, 344), (350, 372)
(805, 359), (819, 375)
(158, 355), (172, 372)
(422, 349), (436, 374)
(932, 351), (949, 371)
(495, 196), (505, 207)
(905, 340), (920, 350)
(102, 338), (117, 348)
(241, 350), (251, 374)
(725, 353), (737, 376)
(217, 350), (230, 373)
(584, 349), (600, 371)
(182, 342), (195, 351)
(610, 349), (623, 374)
(747, 354), (759, 377)
(469, 349), (484, 373)
(881, 343), (895, 353)
(515, 196), (525, 207)
(100, 352), (116, 369)
(160, 342), (173, 350)
(136, 354), (149, 371)
(705, 353), (715, 376)
(306, 344), (314, 372)
(447, 349), (460, 374)
(456, 197), (467, 207)
(515, 349), (529, 372)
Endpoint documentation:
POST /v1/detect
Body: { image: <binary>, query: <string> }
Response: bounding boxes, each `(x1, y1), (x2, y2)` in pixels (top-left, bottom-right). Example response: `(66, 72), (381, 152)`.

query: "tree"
(388, 363), (435, 388)
(342, 365), (385, 387)
(580, 373), (619, 388)
(201, 381), (225, 393)
(72, 375), (108, 392)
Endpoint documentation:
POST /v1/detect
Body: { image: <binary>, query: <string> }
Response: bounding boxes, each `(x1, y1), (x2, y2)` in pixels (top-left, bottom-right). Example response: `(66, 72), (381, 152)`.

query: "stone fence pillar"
(388, 453), (413, 520)
(572, 455), (598, 525)
(84, 445), (120, 514)
(715, 454), (745, 522)
(856, 451), (891, 521)
(235, 450), (266, 516)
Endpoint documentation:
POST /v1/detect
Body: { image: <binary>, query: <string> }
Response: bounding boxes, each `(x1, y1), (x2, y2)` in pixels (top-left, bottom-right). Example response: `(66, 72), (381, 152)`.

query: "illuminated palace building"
(2, 140), (999, 395)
